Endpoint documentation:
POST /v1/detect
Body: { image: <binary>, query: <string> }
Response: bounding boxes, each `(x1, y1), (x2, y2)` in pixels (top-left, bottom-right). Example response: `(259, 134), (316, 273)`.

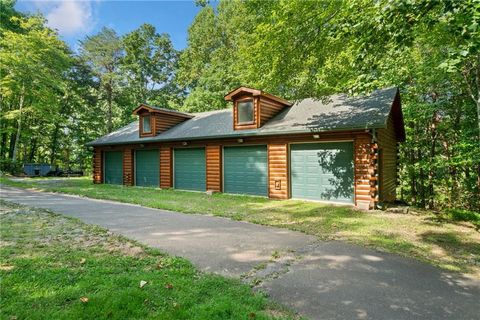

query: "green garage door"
(290, 142), (354, 203)
(104, 151), (123, 185)
(174, 148), (206, 191)
(135, 149), (159, 187)
(224, 145), (268, 196)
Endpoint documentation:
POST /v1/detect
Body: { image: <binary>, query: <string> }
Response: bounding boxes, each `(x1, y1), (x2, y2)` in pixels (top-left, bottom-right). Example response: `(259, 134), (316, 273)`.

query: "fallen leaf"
(140, 280), (148, 288)
(80, 297), (89, 303)
(165, 283), (173, 289)
(80, 258), (86, 264)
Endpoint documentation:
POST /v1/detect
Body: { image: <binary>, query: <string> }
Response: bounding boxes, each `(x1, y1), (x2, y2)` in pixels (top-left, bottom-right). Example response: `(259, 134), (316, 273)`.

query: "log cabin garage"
(88, 87), (405, 209)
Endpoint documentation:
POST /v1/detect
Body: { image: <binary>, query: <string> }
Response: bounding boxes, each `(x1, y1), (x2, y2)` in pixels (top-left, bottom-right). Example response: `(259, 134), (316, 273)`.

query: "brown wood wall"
(260, 97), (285, 126)
(268, 143), (289, 199)
(354, 135), (376, 209)
(155, 113), (188, 134)
(160, 146), (172, 188)
(377, 114), (398, 202)
(123, 148), (134, 186)
(93, 148), (102, 184)
(93, 130), (383, 209)
(206, 145), (222, 192)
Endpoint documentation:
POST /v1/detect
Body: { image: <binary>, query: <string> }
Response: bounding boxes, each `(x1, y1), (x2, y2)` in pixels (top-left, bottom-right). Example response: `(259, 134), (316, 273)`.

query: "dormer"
(132, 104), (193, 138)
(224, 87), (291, 130)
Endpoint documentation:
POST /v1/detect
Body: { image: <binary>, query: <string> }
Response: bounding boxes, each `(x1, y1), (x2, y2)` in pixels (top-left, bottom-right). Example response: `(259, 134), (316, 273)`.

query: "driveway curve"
(1, 186), (479, 320)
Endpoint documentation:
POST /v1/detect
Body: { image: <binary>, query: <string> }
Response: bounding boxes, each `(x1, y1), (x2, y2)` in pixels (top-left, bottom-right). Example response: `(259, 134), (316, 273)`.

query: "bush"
(0, 159), (23, 175)
(443, 209), (480, 227)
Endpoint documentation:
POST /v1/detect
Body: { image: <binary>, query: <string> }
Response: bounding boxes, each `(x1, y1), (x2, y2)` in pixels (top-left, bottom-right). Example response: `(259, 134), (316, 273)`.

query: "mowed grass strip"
(1, 176), (479, 279)
(0, 200), (296, 320)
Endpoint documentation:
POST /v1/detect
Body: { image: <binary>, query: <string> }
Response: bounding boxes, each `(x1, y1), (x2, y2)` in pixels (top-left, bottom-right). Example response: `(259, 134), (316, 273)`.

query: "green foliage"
(0, 201), (291, 319)
(0, 8), (184, 173)
(121, 23), (183, 120)
(79, 27), (123, 133)
(177, 0), (479, 211)
(0, 0), (478, 211)
(177, 1), (249, 112)
(442, 209), (480, 227)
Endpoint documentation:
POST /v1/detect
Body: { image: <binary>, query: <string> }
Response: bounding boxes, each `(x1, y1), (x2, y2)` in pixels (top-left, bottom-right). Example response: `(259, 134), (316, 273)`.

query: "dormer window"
(237, 100), (254, 124)
(142, 115), (152, 133)
(225, 87), (292, 131)
(133, 104), (193, 138)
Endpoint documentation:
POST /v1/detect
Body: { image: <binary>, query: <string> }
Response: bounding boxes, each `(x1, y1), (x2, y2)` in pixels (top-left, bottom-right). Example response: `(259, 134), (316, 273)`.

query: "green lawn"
(1, 176), (479, 279)
(0, 200), (295, 319)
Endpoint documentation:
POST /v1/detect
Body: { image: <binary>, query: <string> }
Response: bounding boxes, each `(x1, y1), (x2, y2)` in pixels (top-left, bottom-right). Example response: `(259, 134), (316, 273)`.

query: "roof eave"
(132, 104), (194, 118)
(87, 124), (387, 147)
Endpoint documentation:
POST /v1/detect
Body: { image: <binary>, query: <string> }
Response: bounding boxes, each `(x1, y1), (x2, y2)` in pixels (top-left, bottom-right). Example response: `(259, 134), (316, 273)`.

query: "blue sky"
(15, 0), (209, 51)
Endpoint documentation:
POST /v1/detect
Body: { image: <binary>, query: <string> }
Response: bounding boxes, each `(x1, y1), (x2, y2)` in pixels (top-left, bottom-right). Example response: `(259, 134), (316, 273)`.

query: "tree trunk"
(12, 83), (25, 162)
(50, 118), (63, 165)
(427, 111), (438, 209)
(8, 132), (15, 159)
(0, 130), (7, 160)
(106, 80), (113, 133)
(28, 138), (37, 163)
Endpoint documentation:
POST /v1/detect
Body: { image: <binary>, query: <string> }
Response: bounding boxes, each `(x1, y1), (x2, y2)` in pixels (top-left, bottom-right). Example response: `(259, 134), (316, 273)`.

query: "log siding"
(154, 113), (188, 134)
(377, 114), (398, 202)
(206, 145), (222, 192)
(354, 135), (376, 209)
(93, 130), (396, 209)
(260, 97), (286, 126)
(268, 143), (289, 199)
(93, 148), (102, 184)
(123, 148), (134, 186)
(160, 146), (172, 189)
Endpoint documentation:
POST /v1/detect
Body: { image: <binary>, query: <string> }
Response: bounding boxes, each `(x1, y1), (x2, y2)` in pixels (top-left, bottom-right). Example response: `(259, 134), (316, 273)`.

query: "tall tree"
(177, 1), (250, 112)
(79, 27), (123, 133)
(121, 23), (182, 120)
(0, 15), (71, 163)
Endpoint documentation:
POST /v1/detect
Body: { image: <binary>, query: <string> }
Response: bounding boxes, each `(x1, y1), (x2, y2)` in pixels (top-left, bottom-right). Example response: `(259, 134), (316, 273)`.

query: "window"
(237, 100), (254, 124)
(142, 115), (152, 133)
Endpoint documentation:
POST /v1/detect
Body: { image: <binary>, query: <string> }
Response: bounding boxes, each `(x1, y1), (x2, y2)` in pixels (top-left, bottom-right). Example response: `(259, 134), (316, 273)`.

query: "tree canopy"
(0, 0), (478, 211)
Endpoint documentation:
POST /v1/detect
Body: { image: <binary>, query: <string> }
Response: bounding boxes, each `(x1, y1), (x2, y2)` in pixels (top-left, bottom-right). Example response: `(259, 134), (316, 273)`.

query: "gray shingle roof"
(88, 87), (398, 146)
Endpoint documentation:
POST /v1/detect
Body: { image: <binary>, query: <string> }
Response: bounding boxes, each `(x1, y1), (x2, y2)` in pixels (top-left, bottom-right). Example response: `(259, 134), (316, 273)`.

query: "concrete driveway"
(1, 186), (479, 320)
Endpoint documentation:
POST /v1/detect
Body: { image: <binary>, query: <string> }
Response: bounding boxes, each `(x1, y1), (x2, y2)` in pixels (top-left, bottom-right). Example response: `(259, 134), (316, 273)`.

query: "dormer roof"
(224, 87), (292, 106)
(132, 104), (193, 118)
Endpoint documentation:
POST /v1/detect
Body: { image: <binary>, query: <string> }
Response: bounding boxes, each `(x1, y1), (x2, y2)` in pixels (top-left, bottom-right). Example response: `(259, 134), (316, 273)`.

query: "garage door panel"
(174, 148), (206, 191)
(135, 149), (159, 187)
(104, 151), (123, 185)
(224, 146), (267, 196)
(291, 143), (354, 203)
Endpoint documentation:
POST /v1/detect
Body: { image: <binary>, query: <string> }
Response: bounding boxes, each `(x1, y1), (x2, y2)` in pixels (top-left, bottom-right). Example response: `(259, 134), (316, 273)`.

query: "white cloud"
(26, 0), (96, 35)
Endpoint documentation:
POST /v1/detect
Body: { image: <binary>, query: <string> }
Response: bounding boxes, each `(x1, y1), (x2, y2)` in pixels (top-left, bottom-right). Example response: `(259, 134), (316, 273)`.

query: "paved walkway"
(1, 186), (479, 320)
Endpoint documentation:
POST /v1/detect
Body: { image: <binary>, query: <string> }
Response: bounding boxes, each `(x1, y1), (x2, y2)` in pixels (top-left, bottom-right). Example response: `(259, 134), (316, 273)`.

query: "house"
(87, 86), (405, 209)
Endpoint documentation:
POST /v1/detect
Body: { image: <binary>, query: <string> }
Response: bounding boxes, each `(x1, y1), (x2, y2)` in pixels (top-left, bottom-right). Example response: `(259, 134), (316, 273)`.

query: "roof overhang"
(224, 86), (292, 106)
(132, 104), (193, 118)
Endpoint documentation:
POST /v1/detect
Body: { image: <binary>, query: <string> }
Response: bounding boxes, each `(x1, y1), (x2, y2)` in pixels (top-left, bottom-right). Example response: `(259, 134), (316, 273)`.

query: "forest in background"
(1, 0), (479, 211)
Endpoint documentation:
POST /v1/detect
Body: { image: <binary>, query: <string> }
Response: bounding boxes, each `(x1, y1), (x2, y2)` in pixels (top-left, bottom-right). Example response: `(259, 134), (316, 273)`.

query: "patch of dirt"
(0, 265), (15, 271)
(107, 242), (145, 257)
